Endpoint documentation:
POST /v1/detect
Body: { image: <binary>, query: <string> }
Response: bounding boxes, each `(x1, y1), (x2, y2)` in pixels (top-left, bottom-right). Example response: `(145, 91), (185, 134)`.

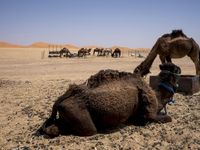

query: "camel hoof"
(45, 124), (60, 137)
(163, 115), (172, 123)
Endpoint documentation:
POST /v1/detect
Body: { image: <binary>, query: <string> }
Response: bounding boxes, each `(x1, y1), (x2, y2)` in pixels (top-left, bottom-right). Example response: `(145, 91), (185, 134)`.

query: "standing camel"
(59, 47), (72, 57)
(78, 48), (91, 57)
(93, 48), (104, 56)
(134, 30), (200, 77)
(112, 48), (121, 58)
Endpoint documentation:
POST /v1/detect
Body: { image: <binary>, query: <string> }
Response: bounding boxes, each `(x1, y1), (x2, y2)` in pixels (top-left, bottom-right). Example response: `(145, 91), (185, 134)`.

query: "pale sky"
(0, 0), (200, 48)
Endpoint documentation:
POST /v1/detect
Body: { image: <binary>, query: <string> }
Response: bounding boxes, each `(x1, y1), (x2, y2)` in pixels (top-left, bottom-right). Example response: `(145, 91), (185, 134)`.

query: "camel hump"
(161, 29), (187, 39)
(171, 29), (187, 38)
(168, 36), (189, 43)
(86, 69), (133, 88)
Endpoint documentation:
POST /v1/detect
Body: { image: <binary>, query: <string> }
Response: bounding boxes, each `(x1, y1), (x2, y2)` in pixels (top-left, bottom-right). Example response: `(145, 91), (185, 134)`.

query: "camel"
(93, 48), (104, 56)
(112, 48), (121, 58)
(48, 48), (74, 58)
(78, 48), (91, 57)
(134, 30), (200, 77)
(39, 63), (181, 137)
(59, 47), (72, 57)
(93, 48), (112, 56)
(103, 48), (113, 56)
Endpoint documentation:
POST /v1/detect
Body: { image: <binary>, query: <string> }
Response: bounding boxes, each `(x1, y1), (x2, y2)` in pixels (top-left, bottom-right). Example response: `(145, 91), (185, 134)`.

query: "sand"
(0, 48), (199, 149)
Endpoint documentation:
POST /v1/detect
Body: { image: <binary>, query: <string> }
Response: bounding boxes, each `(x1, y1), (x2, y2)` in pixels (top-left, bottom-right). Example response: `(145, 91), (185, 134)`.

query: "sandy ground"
(0, 48), (199, 150)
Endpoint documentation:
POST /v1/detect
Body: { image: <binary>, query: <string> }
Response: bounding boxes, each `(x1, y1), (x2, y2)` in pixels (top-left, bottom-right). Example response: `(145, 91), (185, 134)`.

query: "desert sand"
(0, 48), (199, 150)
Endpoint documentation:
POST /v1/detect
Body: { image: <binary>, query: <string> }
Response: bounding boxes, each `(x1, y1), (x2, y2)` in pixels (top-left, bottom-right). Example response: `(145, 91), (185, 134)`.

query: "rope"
(159, 82), (175, 94)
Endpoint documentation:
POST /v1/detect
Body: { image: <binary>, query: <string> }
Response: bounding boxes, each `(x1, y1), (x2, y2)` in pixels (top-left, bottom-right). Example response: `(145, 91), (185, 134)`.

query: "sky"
(0, 0), (200, 48)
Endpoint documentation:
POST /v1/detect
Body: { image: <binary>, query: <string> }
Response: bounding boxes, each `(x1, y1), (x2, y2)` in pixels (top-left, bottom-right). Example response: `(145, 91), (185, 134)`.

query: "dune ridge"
(0, 41), (79, 50)
(0, 41), (149, 51)
(0, 41), (25, 48)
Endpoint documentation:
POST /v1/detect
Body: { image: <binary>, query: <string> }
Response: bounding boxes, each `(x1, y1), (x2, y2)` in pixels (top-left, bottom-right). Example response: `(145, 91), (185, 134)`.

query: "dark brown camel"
(59, 47), (72, 57)
(78, 48), (91, 57)
(112, 48), (121, 58)
(134, 30), (200, 77)
(39, 63), (181, 137)
(48, 48), (73, 58)
(93, 48), (104, 56)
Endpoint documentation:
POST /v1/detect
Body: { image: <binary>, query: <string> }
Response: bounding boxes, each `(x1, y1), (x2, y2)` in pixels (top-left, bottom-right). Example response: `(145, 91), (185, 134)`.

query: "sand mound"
(0, 41), (24, 48)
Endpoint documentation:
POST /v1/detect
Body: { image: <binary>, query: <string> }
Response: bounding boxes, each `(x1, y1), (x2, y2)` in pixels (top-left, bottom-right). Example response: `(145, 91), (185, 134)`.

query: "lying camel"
(39, 63), (181, 137)
(134, 30), (200, 77)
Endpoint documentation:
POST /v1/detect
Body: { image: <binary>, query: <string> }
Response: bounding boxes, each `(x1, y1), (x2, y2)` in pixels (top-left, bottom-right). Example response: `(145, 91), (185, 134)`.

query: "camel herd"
(39, 30), (200, 137)
(48, 47), (122, 58)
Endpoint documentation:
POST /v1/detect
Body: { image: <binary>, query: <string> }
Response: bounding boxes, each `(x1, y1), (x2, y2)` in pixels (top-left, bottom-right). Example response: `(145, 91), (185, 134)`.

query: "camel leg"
(57, 97), (97, 136)
(141, 92), (171, 123)
(159, 55), (166, 64)
(145, 113), (172, 123)
(194, 61), (200, 76)
(166, 55), (172, 63)
(188, 53), (200, 75)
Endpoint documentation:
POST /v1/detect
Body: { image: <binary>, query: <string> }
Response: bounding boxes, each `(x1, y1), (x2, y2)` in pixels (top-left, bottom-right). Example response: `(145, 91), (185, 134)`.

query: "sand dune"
(29, 42), (79, 49)
(0, 41), (79, 49)
(0, 41), (149, 52)
(27, 42), (50, 48)
(0, 41), (24, 48)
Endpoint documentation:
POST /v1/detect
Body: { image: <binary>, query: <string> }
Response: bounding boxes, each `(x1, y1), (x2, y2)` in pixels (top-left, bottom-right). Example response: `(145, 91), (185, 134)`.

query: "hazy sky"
(0, 0), (200, 48)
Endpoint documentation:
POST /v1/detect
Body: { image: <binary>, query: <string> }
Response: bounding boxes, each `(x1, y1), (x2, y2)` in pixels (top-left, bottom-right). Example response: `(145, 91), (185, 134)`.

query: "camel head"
(159, 62), (181, 91)
(156, 63), (181, 112)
